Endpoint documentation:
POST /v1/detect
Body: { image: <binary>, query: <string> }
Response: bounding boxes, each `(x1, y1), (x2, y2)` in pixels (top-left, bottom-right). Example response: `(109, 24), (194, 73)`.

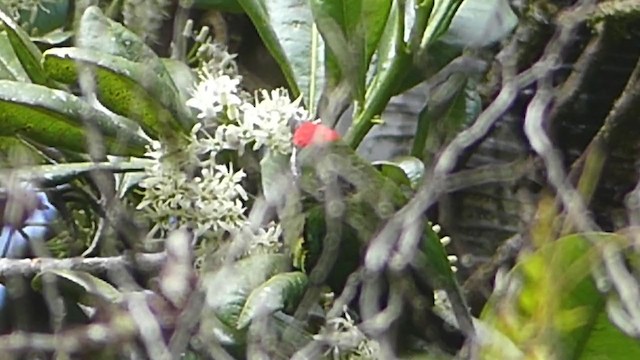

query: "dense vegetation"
(0, 0), (639, 359)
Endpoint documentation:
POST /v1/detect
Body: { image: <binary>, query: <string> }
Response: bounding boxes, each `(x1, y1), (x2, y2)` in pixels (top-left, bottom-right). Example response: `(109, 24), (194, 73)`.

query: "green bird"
(290, 122), (469, 352)
(291, 121), (407, 290)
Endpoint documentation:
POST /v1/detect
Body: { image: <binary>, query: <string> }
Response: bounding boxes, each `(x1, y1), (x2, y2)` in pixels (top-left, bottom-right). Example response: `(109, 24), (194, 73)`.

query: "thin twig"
(0, 312), (138, 353)
(0, 253), (166, 278)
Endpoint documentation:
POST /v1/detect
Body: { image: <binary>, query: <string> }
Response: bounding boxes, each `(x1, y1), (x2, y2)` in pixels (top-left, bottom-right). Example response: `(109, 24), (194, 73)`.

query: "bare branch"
(0, 253), (166, 278)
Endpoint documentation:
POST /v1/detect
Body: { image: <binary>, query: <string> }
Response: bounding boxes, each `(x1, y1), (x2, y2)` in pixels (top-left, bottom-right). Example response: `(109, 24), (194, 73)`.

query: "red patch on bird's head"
(293, 122), (341, 148)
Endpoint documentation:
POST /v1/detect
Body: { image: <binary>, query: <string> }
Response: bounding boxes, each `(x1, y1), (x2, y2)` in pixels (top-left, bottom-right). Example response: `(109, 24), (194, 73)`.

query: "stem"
(343, 0), (411, 149)
(345, 51), (410, 148)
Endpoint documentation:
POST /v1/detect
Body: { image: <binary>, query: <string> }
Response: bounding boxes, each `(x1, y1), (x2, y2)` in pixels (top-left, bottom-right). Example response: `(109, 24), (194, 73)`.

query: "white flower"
(186, 71), (242, 122)
(236, 88), (309, 155)
(214, 123), (254, 154)
(138, 132), (249, 236)
(245, 222), (283, 255)
(315, 306), (382, 359)
(196, 42), (239, 78)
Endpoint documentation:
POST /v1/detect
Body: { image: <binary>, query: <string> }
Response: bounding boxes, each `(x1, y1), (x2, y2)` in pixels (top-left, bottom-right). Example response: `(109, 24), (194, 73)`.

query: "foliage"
(0, 0), (638, 360)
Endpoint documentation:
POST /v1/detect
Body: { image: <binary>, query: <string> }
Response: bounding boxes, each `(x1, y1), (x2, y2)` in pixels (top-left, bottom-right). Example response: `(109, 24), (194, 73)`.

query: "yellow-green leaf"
(204, 254), (291, 329)
(42, 47), (191, 139)
(480, 233), (640, 359)
(0, 79), (148, 156)
(237, 271), (308, 329)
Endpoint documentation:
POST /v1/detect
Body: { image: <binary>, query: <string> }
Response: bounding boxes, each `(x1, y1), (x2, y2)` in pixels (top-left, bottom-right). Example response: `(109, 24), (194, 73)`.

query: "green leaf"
(2, 158), (152, 186)
(0, 9), (57, 87)
(237, 0), (324, 108)
(371, 0), (408, 90)
(0, 136), (44, 165)
(77, 6), (164, 67)
(32, 269), (123, 307)
(415, 77), (480, 160)
(373, 156), (425, 190)
(236, 271), (308, 329)
(0, 80), (149, 156)
(418, 0), (463, 51)
(200, 313), (247, 348)
(73, 6), (194, 133)
(31, 29), (74, 45)
(204, 254), (291, 329)
(0, 31), (30, 81)
(42, 47), (190, 139)
(161, 58), (197, 108)
(415, 218), (473, 334)
(480, 233), (640, 359)
(309, 0), (392, 101)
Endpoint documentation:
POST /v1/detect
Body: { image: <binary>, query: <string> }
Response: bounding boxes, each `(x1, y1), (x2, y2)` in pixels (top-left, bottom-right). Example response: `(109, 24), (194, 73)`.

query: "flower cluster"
(314, 306), (381, 359)
(138, 41), (310, 249)
(244, 222), (283, 256)
(137, 134), (248, 237)
(187, 74), (306, 156)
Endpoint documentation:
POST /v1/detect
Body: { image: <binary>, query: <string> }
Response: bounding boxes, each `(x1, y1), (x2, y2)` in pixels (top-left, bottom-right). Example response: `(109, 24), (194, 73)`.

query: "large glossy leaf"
(0, 31), (29, 81)
(373, 156), (425, 191)
(0, 9), (57, 87)
(371, 0), (409, 89)
(0, 80), (148, 156)
(73, 6), (194, 133)
(309, 0), (392, 101)
(236, 271), (308, 329)
(42, 47), (190, 139)
(77, 6), (163, 67)
(32, 269), (123, 306)
(204, 254), (291, 329)
(480, 233), (640, 359)
(161, 58), (197, 108)
(237, 0), (324, 108)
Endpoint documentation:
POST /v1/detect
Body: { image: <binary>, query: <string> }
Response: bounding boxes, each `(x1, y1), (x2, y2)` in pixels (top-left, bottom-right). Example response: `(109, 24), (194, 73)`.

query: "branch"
(0, 253), (166, 278)
(0, 312), (138, 354)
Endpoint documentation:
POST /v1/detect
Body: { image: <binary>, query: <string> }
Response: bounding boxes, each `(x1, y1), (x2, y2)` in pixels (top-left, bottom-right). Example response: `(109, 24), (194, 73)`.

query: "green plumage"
(294, 140), (409, 292)
(292, 139), (470, 349)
